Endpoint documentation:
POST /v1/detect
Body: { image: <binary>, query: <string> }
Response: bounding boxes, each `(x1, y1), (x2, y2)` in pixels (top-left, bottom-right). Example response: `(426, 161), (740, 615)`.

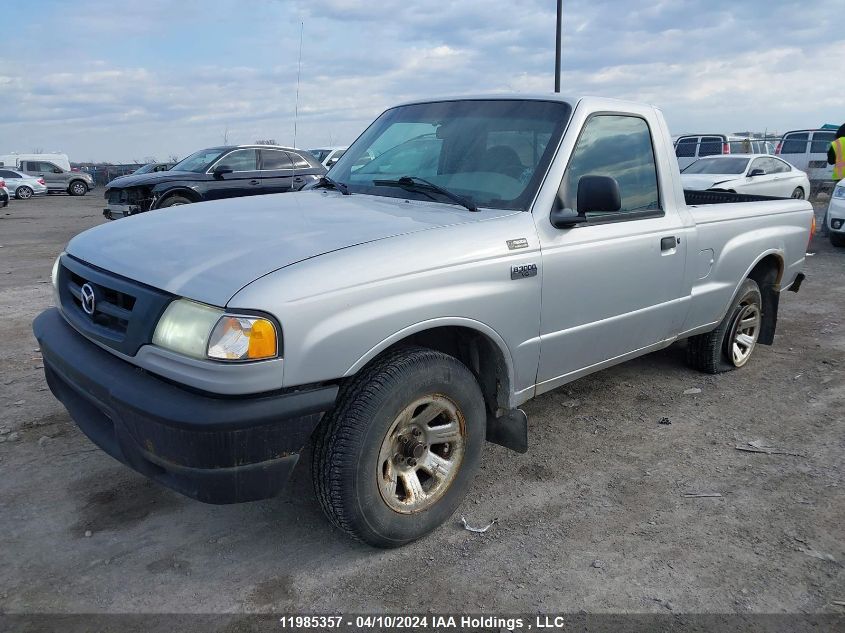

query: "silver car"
(0, 168), (48, 199)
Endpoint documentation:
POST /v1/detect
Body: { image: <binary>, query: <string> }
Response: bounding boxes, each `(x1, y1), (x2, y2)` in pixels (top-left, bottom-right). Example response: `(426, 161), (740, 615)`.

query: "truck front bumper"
(33, 308), (338, 504)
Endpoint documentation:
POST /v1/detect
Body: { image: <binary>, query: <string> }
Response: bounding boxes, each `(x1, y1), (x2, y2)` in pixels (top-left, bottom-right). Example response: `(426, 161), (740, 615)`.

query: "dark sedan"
(103, 145), (326, 220)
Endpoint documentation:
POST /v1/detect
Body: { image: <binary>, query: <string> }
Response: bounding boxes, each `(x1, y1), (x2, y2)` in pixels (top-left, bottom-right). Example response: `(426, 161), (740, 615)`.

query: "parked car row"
(0, 154), (93, 196)
(674, 134), (776, 170)
(102, 144), (326, 219)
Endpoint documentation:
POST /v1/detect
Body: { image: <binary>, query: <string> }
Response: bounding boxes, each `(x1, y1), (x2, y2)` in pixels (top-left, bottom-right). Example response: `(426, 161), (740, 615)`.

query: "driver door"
(534, 114), (688, 393)
(204, 149), (261, 200)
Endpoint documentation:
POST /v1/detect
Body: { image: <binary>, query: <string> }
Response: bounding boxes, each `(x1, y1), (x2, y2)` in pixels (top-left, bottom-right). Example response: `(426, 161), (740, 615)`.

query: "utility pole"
(554, 0), (562, 92)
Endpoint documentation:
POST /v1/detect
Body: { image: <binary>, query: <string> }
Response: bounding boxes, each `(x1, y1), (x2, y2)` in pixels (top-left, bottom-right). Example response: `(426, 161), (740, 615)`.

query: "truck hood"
(67, 190), (516, 306)
(106, 170), (200, 189)
(680, 174), (740, 190)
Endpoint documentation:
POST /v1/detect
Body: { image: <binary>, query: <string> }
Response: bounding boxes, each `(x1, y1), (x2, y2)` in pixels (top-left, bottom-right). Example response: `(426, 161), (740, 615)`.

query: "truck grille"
(67, 269), (136, 335)
(57, 255), (172, 356)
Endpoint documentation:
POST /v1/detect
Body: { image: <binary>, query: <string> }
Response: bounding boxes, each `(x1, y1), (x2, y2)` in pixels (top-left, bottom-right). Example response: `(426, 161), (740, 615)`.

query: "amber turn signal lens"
(247, 318), (277, 359)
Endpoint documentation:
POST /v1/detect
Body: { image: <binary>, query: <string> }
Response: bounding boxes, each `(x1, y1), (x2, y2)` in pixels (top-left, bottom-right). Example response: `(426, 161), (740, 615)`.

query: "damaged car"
(103, 145), (325, 219)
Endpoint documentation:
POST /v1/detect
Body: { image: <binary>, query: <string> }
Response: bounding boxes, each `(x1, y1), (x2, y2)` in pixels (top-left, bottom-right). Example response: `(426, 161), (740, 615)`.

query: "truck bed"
(684, 189), (785, 205)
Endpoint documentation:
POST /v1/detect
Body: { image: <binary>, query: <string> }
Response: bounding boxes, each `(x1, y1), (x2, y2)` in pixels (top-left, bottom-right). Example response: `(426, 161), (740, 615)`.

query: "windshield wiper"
(313, 175), (350, 195)
(372, 176), (478, 212)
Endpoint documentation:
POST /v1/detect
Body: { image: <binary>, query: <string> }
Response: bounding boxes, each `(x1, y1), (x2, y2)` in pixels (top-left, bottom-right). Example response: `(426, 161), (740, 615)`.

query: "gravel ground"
(0, 193), (842, 617)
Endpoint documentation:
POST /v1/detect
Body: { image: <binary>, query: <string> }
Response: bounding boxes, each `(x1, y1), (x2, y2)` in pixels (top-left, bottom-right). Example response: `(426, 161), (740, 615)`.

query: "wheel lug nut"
(394, 454), (403, 464)
(408, 458), (417, 467)
(412, 428), (422, 437)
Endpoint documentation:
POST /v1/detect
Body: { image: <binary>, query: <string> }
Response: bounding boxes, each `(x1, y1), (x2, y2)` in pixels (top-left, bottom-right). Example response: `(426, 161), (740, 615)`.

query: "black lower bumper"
(33, 308), (338, 504)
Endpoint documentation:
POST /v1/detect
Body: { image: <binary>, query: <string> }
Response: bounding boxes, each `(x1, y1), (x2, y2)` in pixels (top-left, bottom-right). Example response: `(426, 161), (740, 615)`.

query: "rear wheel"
(312, 346), (486, 547)
(791, 187), (805, 200)
(687, 278), (762, 373)
(68, 181), (88, 196)
(15, 186), (33, 200)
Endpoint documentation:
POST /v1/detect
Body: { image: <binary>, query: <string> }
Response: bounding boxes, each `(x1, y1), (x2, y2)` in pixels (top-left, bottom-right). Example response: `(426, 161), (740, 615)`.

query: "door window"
(749, 158), (768, 174)
(810, 131), (836, 153)
(259, 149), (293, 170)
(675, 137), (697, 157)
(216, 149), (257, 172)
(769, 158), (791, 173)
(698, 136), (723, 157)
(0, 170), (17, 178)
(780, 133), (808, 154)
(286, 152), (311, 170)
(561, 114), (661, 217)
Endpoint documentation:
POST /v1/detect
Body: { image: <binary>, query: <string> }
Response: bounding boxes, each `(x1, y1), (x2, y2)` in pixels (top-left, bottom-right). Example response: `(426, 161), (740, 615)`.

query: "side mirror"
(326, 158), (339, 167)
(550, 175), (622, 229)
(213, 165), (233, 179)
(747, 168), (765, 177)
(54, 168), (63, 174)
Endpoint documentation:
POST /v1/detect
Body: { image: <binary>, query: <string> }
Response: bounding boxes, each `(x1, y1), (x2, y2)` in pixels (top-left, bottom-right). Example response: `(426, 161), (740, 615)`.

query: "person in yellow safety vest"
(828, 123), (845, 180)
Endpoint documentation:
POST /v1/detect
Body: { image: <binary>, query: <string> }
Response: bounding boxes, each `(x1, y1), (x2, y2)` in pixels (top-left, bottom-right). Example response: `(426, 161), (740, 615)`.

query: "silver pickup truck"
(33, 95), (812, 547)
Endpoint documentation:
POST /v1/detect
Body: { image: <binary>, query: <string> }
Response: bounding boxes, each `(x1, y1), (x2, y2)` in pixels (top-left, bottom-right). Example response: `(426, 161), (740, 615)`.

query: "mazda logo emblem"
(80, 283), (96, 315)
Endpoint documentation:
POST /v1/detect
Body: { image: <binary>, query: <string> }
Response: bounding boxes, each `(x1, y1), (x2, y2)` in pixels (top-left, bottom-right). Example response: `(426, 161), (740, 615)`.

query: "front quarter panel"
(227, 207), (543, 403)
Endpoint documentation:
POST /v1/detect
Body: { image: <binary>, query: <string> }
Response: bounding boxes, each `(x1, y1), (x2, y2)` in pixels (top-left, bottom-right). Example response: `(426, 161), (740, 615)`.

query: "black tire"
(68, 180), (88, 196)
(791, 187), (805, 200)
(312, 346), (486, 548)
(686, 278), (763, 374)
(158, 195), (192, 208)
(15, 186), (33, 200)
(831, 233), (845, 248)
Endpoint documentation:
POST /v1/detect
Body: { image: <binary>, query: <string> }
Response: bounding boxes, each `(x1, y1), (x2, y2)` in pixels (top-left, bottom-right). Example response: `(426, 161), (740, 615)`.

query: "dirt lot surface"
(1, 194), (843, 617)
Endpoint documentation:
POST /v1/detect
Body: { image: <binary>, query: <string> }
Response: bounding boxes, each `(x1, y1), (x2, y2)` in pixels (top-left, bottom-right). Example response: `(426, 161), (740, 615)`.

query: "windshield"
(170, 148), (226, 173)
(328, 99), (571, 211)
(133, 164), (155, 174)
(682, 157), (750, 175)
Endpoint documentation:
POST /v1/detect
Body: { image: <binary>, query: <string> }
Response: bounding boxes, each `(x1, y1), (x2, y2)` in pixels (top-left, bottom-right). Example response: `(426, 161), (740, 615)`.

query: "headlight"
(152, 299), (278, 361)
(207, 316), (277, 360)
(833, 185), (845, 199)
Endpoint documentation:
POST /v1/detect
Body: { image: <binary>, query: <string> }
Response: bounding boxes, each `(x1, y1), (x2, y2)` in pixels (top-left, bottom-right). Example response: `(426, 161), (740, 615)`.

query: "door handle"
(249, 179), (260, 185)
(293, 176), (304, 182)
(661, 236), (679, 251)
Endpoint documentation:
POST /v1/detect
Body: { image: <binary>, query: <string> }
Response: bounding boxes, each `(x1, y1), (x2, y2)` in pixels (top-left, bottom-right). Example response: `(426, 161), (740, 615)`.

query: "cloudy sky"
(1, 0), (841, 163)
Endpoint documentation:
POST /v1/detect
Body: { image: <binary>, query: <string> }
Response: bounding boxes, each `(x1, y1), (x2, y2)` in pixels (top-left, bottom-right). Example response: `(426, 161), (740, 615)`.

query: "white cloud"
(0, 0), (840, 161)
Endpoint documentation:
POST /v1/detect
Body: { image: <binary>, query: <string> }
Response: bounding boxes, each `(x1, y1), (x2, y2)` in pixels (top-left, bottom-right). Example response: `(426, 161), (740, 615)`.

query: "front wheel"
(791, 187), (805, 200)
(158, 195), (192, 208)
(312, 347), (486, 547)
(15, 186), (33, 200)
(68, 181), (88, 196)
(686, 278), (762, 373)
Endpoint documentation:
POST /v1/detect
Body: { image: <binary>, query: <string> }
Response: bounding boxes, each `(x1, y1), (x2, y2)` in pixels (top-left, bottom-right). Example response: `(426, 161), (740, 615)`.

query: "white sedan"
(681, 154), (810, 199)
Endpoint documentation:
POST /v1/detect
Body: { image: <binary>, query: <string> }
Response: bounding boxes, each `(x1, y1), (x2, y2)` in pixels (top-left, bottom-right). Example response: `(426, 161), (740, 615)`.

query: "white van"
(0, 153), (71, 172)
(775, 129), (836, 185)
(673, 134), (770, 170)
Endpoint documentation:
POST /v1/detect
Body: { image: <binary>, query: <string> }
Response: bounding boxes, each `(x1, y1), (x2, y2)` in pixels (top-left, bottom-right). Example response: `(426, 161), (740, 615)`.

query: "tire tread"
(312, 346), (459, 543)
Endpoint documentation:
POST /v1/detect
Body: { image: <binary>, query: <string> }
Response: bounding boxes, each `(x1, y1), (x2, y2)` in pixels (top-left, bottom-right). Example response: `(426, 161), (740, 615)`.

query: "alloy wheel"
(377, 394), (466, 514)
